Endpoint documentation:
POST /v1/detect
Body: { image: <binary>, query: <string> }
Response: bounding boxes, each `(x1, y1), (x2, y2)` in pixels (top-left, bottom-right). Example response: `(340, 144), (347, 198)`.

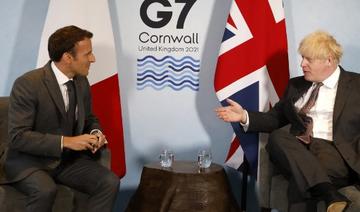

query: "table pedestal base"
(126, 161), (240, 212)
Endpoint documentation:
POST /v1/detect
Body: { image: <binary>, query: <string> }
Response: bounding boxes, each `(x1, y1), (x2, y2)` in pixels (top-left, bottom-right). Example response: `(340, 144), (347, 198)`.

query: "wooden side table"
(126, 161), (240, 212)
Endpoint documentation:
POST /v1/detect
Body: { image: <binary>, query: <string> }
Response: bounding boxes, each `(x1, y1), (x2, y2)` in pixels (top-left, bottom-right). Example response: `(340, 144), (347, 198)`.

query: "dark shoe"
(310, 182), (350, 212)
(324, 190), (350, 212)
(327, 201), (348, 212)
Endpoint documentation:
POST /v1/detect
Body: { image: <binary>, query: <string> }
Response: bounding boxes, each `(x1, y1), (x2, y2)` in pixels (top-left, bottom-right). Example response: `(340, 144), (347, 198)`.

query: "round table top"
(144, 160), (223, 174)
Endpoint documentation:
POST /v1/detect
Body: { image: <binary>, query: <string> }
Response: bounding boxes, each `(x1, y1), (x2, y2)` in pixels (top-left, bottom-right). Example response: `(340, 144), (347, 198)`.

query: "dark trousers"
(12, 156), (119, 212)
(266, 129), (357, 211)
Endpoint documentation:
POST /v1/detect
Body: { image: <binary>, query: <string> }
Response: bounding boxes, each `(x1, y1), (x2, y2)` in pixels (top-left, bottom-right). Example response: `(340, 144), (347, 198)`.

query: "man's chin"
(303, 74), (312, 82)
(78, 71), (89, 77)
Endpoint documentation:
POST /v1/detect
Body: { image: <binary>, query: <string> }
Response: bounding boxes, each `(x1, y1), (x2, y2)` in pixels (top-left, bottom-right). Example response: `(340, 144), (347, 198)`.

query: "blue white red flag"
(215, 0), (289, 175)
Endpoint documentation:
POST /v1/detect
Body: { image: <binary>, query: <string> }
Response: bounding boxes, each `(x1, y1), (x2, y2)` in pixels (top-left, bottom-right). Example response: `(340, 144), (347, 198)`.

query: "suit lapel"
(288, 78), (311, 119)
(333, 68), (352, 124)
(286, 78), (312, 132)
(292, 78), (312, 103)
(73, 78), (85, 134)
(43, 62), (66, 118)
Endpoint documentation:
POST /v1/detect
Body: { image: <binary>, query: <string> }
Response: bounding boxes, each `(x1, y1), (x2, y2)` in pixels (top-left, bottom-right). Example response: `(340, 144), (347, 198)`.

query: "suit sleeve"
(246, 83), (292, 132)
(8, 75), (62, 158)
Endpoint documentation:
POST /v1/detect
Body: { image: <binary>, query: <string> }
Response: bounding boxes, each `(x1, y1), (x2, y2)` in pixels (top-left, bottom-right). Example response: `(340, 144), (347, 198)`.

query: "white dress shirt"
(51, 62), (77, 115)
(51, 62), (71, 110)
(294, 66), (340, 141)
(51, 62), (75, 150)
(242, 66), (340, 141)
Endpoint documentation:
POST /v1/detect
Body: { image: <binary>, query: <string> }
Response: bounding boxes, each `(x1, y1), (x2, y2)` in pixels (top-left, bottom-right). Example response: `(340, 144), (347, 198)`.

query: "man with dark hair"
(5, 25), (119, 212)
(216, 30), (360, 212)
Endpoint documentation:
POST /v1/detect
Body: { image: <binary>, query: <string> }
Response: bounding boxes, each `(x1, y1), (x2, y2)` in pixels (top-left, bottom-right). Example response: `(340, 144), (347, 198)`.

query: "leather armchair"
(0, 96), (110, 212)
(259, 129), (360, 212)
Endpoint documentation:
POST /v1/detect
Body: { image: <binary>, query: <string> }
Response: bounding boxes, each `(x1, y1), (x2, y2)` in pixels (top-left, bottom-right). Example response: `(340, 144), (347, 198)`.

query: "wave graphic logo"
(137, 55), (200, 91)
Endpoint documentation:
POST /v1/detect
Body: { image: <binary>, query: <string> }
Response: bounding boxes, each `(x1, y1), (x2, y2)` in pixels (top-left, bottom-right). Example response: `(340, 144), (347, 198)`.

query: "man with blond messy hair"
(216, 30), (360, 212)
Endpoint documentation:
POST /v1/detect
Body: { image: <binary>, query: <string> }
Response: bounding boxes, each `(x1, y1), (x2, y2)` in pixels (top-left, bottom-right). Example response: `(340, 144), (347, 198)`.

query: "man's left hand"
(91, 130), (108, 153)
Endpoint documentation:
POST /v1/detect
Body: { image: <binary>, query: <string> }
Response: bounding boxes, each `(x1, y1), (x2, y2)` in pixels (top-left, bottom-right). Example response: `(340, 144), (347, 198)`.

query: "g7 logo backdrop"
(140, 0), (197, 29)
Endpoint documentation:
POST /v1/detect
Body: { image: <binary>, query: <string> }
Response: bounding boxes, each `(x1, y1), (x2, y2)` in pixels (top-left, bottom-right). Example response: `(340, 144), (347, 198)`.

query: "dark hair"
(48, 25), (93, 62)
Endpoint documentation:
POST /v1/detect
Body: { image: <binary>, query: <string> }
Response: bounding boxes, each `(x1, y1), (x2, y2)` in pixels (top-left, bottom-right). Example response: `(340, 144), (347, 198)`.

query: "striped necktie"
(296, 82), (323, 144)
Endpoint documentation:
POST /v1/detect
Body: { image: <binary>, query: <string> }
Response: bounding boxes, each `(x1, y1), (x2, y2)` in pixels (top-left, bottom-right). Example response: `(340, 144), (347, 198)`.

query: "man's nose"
(300, 58), (307, 67)
(89, 53), (96, 63)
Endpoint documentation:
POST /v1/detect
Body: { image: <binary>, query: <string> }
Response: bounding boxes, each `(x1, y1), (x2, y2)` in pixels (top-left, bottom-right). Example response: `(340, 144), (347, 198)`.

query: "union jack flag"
(215, 0), (289, 176)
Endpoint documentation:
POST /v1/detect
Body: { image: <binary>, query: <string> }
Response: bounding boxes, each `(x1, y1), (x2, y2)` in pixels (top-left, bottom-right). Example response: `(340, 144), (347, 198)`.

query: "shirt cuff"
(61, 135), (64, 151)
(90, 129), (108, 144)
(90, 129), (102, 135)
(240, 110), (250, 132)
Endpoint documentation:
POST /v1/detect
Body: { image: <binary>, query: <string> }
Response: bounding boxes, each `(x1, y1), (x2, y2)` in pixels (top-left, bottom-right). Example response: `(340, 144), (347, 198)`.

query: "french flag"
(36, 0), (125, 177)
(215, 0), (289, 176)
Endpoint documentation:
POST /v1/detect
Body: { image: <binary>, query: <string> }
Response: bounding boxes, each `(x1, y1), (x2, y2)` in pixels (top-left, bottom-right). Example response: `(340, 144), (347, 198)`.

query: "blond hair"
(298, 30), (343, 64)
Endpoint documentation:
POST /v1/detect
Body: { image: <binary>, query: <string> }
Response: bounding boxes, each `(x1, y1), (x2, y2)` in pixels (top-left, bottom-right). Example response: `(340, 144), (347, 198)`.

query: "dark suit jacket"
(4, 62), (101, 182)
(247, 66), (360, 175)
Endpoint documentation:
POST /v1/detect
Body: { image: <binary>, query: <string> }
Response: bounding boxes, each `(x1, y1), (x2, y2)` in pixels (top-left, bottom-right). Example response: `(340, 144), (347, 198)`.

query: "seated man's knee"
(97, 172), (119, 193)
(32, 182), (57, 202)
(17, 171), (58, 203)
(266, 129), (290, 152)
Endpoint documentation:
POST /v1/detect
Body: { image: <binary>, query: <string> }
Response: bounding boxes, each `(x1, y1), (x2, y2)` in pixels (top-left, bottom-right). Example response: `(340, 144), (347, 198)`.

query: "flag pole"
(239, 154), (249, 211)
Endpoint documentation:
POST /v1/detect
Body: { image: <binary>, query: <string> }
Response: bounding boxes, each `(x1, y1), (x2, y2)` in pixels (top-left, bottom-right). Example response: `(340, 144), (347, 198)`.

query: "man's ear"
(327, 56), (333, 66)
(62, 52), (73, 64)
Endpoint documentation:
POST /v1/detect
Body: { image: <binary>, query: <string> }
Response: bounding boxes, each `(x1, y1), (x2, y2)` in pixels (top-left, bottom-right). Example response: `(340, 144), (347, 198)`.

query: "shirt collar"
(51, 61), (72, 86)
(320, 66), (340, 89)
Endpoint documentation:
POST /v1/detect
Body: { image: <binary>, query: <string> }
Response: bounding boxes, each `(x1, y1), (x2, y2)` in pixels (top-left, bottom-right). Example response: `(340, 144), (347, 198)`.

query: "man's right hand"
(63, 134), (99, 151)
(215, 99), (247, 124)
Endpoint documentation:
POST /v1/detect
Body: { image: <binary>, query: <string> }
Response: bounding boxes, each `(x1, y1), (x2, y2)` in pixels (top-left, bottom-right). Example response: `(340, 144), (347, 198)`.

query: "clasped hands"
(63, 130), (108, 153)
